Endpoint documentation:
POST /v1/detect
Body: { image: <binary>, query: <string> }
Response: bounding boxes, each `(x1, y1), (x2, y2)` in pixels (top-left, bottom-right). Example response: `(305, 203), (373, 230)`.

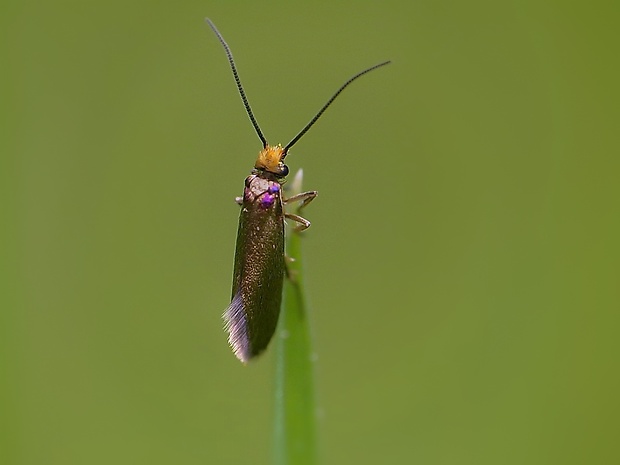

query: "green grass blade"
(273, 169), (318, 465)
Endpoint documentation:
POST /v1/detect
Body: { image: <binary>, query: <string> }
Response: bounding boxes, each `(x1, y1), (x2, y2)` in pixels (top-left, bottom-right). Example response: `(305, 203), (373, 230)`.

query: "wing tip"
(223, 293), (251, 364)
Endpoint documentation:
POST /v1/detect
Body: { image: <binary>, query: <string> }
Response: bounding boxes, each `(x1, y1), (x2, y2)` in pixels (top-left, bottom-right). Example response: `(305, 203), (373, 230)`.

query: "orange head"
(254, 144), (289, 177)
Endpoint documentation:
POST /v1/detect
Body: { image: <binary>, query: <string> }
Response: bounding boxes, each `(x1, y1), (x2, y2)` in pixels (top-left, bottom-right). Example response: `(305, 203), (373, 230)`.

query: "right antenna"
(283, 60), (391, 154)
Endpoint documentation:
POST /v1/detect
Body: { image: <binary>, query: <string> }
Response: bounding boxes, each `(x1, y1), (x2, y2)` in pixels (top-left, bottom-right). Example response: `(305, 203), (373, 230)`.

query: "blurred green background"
(2, 1), (619, 464)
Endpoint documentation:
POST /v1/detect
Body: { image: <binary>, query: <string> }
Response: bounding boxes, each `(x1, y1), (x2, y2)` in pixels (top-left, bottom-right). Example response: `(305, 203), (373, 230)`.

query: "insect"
(206, 19), (390, 363)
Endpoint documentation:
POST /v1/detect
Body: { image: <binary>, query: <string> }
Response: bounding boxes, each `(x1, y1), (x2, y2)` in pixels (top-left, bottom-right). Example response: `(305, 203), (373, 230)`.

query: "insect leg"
(283, 191), (317, 281)
(284, 190), (317, 211)
(285, 213), (312, 232)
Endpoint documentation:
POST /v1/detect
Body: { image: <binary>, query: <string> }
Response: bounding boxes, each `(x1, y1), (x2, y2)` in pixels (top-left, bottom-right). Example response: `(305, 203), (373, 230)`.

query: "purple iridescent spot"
(268, 184), (280, 194)
(260, 193), (275, 208)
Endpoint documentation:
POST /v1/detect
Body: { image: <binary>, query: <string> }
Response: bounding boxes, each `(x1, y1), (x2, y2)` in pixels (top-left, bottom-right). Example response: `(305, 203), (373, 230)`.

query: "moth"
(207, 19), (390, 363)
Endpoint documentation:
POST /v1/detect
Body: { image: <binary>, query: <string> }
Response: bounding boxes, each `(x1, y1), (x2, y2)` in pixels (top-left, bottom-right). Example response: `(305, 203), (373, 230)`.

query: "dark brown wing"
(223, 176), (285, 363)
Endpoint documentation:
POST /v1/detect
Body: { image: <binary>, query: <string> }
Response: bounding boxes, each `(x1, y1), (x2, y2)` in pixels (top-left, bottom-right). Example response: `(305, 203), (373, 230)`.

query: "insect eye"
(279, 164), (289, 177)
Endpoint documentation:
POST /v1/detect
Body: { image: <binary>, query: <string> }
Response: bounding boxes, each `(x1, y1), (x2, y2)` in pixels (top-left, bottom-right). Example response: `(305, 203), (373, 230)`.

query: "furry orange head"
(254, 145), (288, 177)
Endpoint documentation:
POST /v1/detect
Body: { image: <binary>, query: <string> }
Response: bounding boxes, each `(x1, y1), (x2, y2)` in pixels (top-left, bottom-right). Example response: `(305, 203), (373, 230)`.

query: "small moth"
(206, 19), (389, 363)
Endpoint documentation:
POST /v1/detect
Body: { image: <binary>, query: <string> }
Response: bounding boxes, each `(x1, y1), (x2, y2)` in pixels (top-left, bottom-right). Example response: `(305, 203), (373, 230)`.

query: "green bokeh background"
(2, 1), (619, 464)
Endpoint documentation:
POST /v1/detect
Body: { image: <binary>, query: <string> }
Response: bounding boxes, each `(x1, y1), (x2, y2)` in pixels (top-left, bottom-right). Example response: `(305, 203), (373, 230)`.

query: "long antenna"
(284, 60), (391, 154)
(206, 18), (268, 148)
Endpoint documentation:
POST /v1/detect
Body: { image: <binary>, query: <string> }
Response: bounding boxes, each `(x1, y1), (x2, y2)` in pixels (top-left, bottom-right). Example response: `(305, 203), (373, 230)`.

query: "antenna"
(284, 60), (391, 154)
(206, 18), (268, 148)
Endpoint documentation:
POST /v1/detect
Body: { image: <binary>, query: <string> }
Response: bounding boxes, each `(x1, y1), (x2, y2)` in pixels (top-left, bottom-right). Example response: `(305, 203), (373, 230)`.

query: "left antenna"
(206, 18), (268, 148)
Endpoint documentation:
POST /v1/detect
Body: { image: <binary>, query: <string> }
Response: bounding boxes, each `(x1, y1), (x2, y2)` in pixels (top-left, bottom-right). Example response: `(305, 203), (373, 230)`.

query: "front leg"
(284, 190), (317, 232)
(284, 190), (317, 211)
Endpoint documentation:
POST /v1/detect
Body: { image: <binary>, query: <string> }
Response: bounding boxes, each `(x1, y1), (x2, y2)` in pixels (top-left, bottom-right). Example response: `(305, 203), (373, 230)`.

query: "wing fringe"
(223, 292), (251, 363)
